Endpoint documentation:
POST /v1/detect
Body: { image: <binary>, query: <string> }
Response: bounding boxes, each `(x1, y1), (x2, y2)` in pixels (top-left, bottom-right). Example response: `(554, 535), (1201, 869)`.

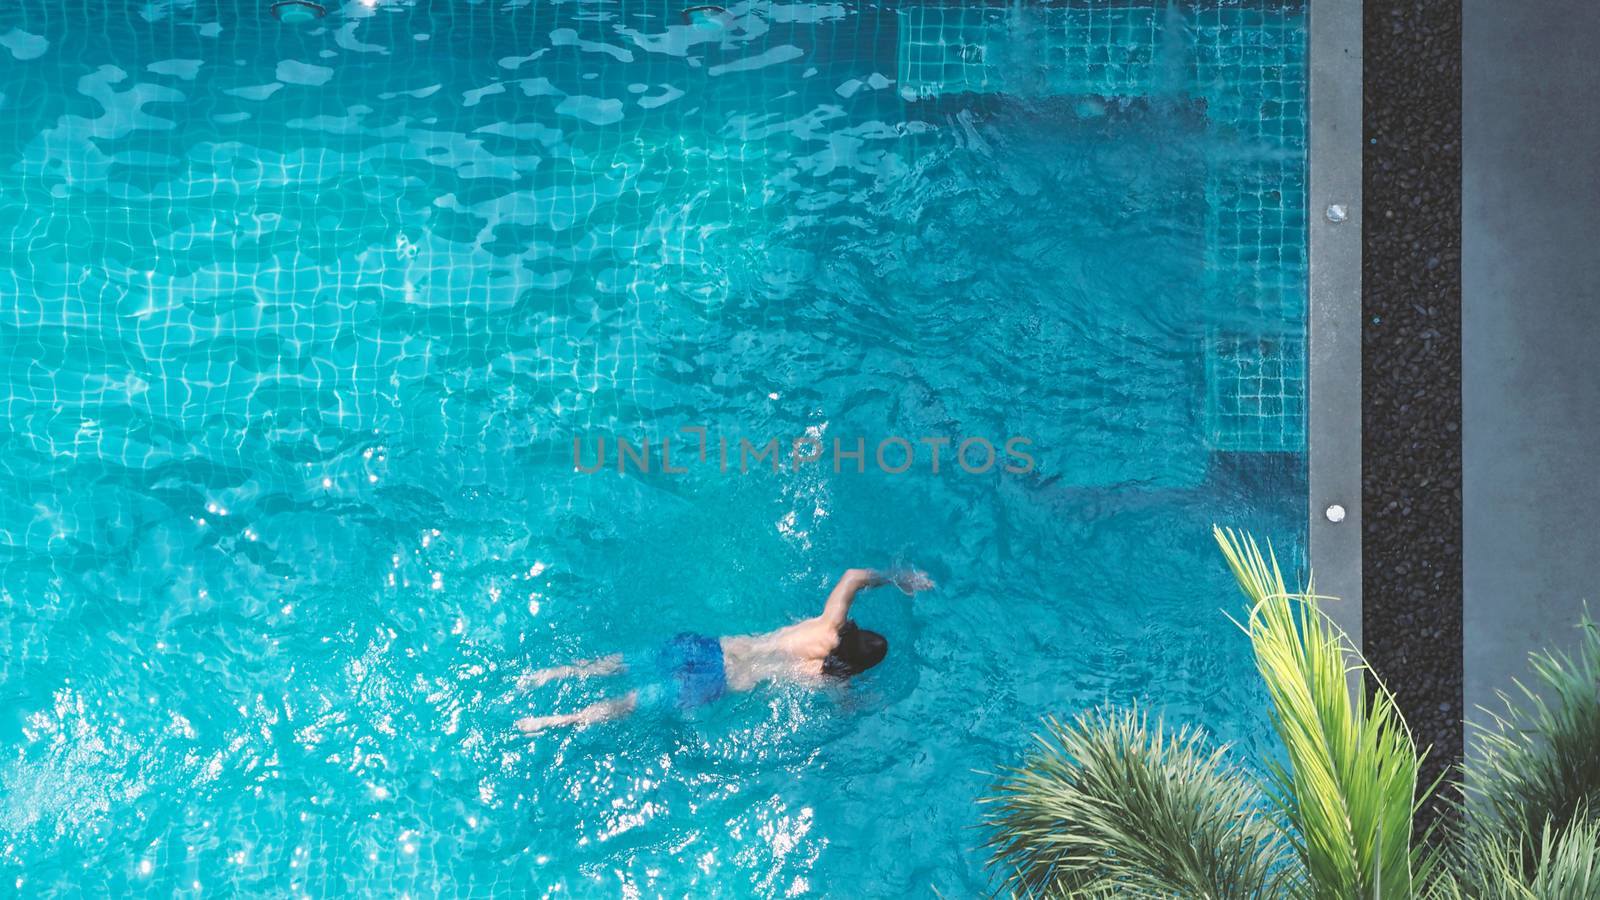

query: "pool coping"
(1307, 0), (1364, 654)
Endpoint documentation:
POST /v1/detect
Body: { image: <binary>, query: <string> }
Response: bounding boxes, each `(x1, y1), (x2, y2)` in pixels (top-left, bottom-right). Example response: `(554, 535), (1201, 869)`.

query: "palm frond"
(1464, 608), (1600, 879)
(980, 705), (1298, 899)
(1214, 526), (1434, 899)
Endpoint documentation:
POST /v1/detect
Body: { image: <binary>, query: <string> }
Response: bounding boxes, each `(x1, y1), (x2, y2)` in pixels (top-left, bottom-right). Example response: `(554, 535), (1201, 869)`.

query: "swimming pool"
(0, 1), (1309, 895)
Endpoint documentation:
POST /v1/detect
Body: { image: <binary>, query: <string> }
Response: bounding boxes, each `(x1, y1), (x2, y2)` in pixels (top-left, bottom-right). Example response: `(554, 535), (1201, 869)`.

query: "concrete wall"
(1463, 0), (1600, 727)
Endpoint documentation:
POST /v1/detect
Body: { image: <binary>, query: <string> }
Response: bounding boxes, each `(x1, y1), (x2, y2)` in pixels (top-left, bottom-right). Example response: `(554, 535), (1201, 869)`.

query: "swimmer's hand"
(890, 568), (935, 595)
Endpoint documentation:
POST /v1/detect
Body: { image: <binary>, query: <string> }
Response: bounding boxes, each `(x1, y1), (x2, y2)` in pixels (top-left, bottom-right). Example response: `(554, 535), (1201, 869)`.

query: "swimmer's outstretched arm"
(818, 566), (937, 628)
(820, 568), (905, 629)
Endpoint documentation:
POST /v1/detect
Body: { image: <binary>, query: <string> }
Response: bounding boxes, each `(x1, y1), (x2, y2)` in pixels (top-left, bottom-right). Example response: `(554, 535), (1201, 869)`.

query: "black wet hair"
(822, 620), (888, 678)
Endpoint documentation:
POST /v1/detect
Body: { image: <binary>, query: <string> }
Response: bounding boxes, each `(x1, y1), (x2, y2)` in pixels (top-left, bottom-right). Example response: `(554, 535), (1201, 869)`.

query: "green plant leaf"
(980, 705), (1298, 898)
(1214, 526), (1435, 900)
(1436, 816), (1600, 899)
(1462, 608), (1600, 880)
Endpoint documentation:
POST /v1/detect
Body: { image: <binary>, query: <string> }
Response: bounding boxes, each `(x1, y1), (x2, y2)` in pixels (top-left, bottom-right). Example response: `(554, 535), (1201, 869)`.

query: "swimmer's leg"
(516, 691), (638, 733)
(516, 653), (626, 690)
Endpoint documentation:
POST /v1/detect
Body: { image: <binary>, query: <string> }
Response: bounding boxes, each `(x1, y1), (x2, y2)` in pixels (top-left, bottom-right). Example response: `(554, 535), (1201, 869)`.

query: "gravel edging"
(1362, 0), (1464, 829)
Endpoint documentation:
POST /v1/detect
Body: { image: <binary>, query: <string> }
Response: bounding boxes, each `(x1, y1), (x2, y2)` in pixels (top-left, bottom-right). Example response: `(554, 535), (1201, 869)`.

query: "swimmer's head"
(822, 620), (888, 677)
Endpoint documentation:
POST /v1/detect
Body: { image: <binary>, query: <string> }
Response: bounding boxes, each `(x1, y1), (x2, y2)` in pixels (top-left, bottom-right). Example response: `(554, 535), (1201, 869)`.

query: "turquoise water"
(0, 1), (1308, 896)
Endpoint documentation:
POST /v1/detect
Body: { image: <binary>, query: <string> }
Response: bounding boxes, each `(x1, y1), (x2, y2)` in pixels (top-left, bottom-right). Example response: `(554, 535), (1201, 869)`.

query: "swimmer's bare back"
(720, 568), (932, 688)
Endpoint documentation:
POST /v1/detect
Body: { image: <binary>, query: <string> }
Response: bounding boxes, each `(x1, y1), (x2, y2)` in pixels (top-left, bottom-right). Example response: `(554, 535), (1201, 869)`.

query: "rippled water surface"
(1, 1), (1308, 896)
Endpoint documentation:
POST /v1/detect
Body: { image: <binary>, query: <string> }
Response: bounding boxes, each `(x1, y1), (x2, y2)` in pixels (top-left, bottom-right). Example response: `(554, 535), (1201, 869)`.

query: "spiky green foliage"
(980, 528), (1600, 900)
(1214, 526), (1437, 900)
(980, 706), (1298, 899)
(1434, 817), (1600, 900)
(1464, 611), (1600, 878)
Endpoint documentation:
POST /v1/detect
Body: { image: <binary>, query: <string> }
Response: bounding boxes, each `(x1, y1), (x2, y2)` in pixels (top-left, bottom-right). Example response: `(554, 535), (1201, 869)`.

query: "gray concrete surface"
(1308, 0), (1364, 663)
(1463, 0), (1600, 728)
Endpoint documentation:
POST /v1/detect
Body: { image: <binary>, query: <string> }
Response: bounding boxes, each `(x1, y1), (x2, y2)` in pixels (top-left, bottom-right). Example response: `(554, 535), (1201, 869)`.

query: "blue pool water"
(0, 1), (1308, 895)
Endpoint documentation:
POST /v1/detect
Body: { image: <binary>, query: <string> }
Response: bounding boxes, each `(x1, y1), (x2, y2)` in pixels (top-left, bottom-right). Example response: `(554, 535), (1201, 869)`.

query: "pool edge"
(1308, 0), (1364, 655)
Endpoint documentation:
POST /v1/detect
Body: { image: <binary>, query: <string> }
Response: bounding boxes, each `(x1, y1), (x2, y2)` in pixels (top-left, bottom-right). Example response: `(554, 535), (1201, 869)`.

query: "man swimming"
(514, 567), (934, 733)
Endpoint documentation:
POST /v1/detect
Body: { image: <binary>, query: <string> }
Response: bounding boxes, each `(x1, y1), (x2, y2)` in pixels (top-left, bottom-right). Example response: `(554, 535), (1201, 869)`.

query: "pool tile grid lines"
(897, 1), (1309, 453)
